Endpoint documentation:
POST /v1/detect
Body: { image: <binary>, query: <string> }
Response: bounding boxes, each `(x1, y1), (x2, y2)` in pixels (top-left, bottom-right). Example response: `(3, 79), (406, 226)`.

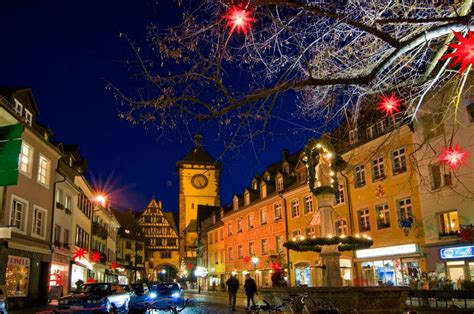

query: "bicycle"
(146, 298), (190, 314)
(246, 300), (285, 314)
(284, 293), (338, 314)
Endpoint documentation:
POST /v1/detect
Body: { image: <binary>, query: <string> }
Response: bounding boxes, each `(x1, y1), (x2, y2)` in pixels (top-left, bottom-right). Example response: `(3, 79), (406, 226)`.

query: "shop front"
(355, 243), (422, 287)
(70, 257), (92, 291)
(294, 262), (312, 287)
(49, 252), (71, 298)
(438, 245), (474, 282)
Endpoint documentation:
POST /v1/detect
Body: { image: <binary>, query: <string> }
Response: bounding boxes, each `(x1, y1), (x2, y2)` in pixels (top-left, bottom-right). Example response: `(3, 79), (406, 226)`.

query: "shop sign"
(8, 255), (30, 267)
(440, 245), (474, 260)
(356, 243), (418, 259)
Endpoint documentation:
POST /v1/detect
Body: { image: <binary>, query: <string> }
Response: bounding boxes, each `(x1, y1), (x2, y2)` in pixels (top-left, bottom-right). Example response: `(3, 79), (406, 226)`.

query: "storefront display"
(294, 263), (311, 287)
(340, 259), (352, 286)
(437, 245), (474, 281)
(71, 264), (88, 289)
(6, 255), (30, 297)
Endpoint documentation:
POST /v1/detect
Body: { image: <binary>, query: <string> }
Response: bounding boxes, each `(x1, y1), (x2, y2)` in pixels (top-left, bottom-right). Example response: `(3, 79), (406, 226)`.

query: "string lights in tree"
(441, 31), (474, 76)
(223, 1), (255, 37)
(377, 93), (402, 116)
(438, 144), (470, 170)
(73, 248), (87, 260)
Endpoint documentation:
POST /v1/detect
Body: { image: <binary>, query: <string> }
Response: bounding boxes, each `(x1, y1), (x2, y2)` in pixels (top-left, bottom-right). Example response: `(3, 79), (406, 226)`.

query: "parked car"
(148, 283), (184, 310)
(0, 286), (8, 314)
(58, 283), (130, 313)
(126, 283), (156, 313)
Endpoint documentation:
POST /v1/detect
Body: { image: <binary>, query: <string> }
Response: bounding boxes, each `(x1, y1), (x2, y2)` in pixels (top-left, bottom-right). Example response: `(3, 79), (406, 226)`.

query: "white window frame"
(397, 198), (413, 220)
(32, 205), (47, 240)
(249, 241), (255, 256)
(37, 154), (51, 188)
(305, 226), (316, 238)
(248, 213), (254, 229)
(372, 156), (385, 181)
(392, 147), (407, 175)
(24, 109), (33, 126)
(366, 125), (375, 140)
(261, 238), (268, 255)
(276, 176), (284, 192)
(376, 119), (386, 134)
(10, 195), (29, 234)
(304, 195), (313, 215)
(237, 217), (243, 232)
(14, 99), (23, 116)
(18, 142), (34, 177)
(354, 165), (366, 188)
(358, 208), (371, 232)
(376, 203), (391, 230)
(65, 195), (72, 210)
(335, 184), (345, 205)
(335, 219), (348, 236)
(291, 229), (301, 239)
(276, 235), (284, 253)
(260, 208), (267, 225)
(274, 202), (282, 220)
(291, 199), (300, 218)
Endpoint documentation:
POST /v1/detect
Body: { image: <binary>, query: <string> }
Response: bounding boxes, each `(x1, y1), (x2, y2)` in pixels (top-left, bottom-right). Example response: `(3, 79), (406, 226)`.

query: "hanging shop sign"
(356, 243), (418, 259)
(440, 245), (474, 260)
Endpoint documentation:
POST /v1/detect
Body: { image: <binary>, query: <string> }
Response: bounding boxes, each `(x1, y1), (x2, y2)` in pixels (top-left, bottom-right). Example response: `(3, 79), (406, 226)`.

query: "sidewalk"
(186, 288), (246, 298)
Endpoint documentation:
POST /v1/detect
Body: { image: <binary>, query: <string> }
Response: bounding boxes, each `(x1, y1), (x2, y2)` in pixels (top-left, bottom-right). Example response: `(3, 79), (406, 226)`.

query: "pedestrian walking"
(226, 274), (240, 311)
(244, 274), (257, 309)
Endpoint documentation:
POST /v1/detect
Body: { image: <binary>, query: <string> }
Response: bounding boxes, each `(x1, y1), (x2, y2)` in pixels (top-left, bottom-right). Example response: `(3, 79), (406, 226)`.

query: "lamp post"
(251, 256), (259, 286)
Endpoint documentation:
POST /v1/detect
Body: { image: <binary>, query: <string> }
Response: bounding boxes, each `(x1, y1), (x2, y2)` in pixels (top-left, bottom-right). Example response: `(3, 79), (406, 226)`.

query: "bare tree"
(108, 0), (473, 149)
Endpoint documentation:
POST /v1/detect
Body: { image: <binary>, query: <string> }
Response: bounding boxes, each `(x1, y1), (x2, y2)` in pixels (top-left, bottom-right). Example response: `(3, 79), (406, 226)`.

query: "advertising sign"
(440, 245), (474, 260)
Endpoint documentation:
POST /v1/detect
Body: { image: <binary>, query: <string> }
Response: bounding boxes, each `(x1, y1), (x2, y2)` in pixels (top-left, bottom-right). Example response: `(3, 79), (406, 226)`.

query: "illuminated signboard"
(355, 243), (418, 259)
(440, 246), (474, 260)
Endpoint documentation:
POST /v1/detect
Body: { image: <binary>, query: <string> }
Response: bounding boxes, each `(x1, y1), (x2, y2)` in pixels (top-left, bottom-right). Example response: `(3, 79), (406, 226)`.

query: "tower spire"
(194, 133), (203, 150)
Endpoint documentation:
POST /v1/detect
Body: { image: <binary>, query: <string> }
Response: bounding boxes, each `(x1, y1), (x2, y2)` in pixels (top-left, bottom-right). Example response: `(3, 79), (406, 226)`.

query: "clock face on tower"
(191, 174), (208, 189)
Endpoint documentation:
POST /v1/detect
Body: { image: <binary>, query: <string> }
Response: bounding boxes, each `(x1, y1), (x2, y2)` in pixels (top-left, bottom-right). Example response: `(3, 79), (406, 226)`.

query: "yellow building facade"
(207, 224), (225, 290)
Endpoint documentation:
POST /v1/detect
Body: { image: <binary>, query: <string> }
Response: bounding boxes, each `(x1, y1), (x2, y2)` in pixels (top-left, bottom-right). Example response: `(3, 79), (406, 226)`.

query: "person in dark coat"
(244, 274), (257, 309)
(226, 274), (240, 311)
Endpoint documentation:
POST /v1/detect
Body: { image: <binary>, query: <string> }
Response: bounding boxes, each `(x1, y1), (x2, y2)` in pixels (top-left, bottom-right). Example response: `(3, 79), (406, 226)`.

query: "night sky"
(0, 1), (314, 213)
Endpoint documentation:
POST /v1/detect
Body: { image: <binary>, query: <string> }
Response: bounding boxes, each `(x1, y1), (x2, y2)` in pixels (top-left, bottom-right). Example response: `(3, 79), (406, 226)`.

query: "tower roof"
(177, 134), (220, 166)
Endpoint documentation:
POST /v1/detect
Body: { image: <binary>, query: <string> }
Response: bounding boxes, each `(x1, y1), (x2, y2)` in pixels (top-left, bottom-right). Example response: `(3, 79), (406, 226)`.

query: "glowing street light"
(251, 256), (259, 268)
(94, 194), (107, 207)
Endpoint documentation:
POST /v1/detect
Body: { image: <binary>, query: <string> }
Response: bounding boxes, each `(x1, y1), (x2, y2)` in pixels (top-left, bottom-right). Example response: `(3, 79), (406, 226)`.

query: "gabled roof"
(163, 212), (178, 232)
(112, 209), (145, 241)
(176, 134), (221, 167)
(0, 87), (40, 115)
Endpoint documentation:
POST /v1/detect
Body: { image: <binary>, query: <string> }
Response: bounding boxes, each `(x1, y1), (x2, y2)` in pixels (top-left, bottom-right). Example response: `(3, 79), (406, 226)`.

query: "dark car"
(148, 283), (184, 310)
(58, 283), (130, 313)
(127, 283), (155, 313)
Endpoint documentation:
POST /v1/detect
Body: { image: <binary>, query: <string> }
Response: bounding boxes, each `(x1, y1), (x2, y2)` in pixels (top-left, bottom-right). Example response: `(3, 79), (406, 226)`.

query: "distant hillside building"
(137, 198), (179, 281)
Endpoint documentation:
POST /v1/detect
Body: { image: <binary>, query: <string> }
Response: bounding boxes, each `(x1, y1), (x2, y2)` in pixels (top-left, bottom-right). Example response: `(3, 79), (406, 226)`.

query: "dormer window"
(276, 176), (284, 192)
(282, 163), (289, 174)
(233, 196), (239, 210)
(366, 125), (375, 140)
(261, 183), (267, 199)
(220, 208), (224, 218)
(252, 180), (258, 190)
(24, 109), (32, 126)
(349, 129), (359, 144)
(244, 191), (250, 206)
(14, 99), (23, 116)
(264, 172), (270, 180)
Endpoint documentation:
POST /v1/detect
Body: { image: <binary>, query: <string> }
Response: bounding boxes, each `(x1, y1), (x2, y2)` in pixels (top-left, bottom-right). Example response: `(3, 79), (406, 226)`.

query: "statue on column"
(315, 151), (332, 188)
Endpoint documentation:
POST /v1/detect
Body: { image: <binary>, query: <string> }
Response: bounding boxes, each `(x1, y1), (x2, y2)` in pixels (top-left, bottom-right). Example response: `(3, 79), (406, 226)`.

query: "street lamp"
(94, 194), (107, 207)
(251, 256), (259, 286)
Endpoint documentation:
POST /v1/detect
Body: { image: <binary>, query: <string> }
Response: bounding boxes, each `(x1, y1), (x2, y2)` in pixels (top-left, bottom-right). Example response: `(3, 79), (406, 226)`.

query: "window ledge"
(372, 175), (386, 182)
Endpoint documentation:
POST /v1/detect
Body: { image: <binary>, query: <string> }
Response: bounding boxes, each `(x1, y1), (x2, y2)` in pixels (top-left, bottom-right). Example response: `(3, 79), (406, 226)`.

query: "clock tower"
(177, 134), (220, 262)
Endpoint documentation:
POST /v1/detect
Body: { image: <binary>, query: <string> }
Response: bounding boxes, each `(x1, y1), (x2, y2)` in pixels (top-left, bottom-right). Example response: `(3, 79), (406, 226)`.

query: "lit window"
(249, 242), (255, 256)
(304, 195), (313, 214)
(292, 229), (301, 239)
(18, 142), (33, 176)
(305, 226), (315, 238)
(276, 176), (284, 192)
(65, 195), (72, 211)
(261, 239), (268, 255)
(335, 219), (348, 236)
(248, 213), (254, 229)
(397, 198), (413, 221)
(291, 200), (300, 218)
(349, 129), (359, 144)
(372, 157), (385, 181)
(274, 202), (282, 220)
(237, 218), (243, 232)
(354, 165), (366, 188)
(276, 235), (284, 253)
(10, 196), (27, 233)
(37, 154), (51, 187)
(261, 183), (267, 198)
(260, 208), (267, 225)
(358, 208), (370, 232)
(335, 184), (345, 205)
(392, 148), (407, 175)
(32, 206), (47, 239)
(233, 197), (239, 210)
(24, 109), (32, 126)
(376, 203), (391, 229)
(244, 192), (250, 206)
(439, 210), (459, 235)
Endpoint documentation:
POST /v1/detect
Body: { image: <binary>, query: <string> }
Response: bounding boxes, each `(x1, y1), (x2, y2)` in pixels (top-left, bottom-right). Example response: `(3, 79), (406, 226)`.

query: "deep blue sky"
(0, 1), (313, 212)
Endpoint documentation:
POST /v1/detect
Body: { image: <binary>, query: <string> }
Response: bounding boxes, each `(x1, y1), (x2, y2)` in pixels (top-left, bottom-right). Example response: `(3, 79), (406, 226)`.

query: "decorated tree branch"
(284, 236), (373, 253)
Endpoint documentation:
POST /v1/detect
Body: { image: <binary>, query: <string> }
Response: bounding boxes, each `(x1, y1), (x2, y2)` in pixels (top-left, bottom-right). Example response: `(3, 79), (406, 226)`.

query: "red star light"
(111, 261), (119, 270)
(377, 93), (401, 116)
(90, 252), (102, 263)
(73, 248), (87, 260)
(223, 3), (255, 36)
(438, 144), (470, 170)
(243, 256), (250, 263)
(441, 31), (474, 76)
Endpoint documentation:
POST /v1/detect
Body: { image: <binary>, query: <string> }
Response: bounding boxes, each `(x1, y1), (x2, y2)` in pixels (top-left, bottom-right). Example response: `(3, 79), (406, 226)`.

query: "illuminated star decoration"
(438, 144), (470, 170)
(223, 2), (256, 36)
(243, 256), (250, 263)
(73, 248), (87, 260)
(90, 252), (102, 263)
(377, 93), (401, 116)
(111, 261), (119, 270)
(441, 31), (474, 76)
